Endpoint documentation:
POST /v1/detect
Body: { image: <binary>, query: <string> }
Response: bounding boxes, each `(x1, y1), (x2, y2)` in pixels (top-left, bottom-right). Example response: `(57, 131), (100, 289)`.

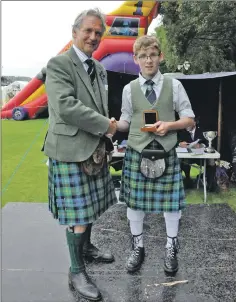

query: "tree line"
(156, 1), (236, 74)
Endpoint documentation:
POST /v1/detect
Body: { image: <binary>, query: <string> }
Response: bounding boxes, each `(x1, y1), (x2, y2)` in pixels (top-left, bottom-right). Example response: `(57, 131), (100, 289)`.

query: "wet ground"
(2, 202), (236, 302)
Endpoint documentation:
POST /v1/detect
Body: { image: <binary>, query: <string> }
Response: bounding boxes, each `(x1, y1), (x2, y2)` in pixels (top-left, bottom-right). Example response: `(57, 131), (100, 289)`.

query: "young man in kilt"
(43, 9), (117, 301)
(116, 35), (195, 274)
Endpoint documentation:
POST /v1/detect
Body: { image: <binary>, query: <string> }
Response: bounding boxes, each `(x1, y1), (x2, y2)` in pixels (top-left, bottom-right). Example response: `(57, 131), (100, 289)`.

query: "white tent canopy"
(1, 81), (29, 107)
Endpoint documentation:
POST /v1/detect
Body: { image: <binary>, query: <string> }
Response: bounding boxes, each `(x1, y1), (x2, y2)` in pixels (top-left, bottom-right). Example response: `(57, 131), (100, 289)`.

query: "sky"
(2, 1), (161, 77)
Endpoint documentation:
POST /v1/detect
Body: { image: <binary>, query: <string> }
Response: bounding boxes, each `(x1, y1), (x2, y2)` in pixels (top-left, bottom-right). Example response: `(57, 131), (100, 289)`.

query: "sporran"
(140, 149), (167, 179)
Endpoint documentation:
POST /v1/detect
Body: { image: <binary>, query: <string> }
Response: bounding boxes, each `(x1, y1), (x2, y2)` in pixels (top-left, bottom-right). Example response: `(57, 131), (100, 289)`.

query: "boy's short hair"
(133, 35), (161, 56)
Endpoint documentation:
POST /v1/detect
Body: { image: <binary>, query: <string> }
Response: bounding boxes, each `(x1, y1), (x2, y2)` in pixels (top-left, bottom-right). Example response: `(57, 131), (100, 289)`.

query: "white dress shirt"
(72, 44), (91, 72)
(188, 127), (196, 140)
(120, 70), (195, 123)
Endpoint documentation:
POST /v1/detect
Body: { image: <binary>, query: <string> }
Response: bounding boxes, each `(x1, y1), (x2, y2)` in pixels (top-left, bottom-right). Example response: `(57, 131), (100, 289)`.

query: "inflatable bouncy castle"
(1, 1), (159, 120)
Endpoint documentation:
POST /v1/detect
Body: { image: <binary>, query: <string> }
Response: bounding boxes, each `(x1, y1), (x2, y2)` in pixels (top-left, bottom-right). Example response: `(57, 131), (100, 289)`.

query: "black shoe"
(126, 246), (145, 273)
(83, 224), (114, 263)
(84, 242), (114, 263)
(164, 237), (179, 274)
(69, 270), (102, 301)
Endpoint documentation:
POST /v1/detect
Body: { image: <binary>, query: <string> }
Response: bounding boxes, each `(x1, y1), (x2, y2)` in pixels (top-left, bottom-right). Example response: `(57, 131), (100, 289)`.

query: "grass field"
(1, 119), (236, 211)
(2, 119), (49, 207)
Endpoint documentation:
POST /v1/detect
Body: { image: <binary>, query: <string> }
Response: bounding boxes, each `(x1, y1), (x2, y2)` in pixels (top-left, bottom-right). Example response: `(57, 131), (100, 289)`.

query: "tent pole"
(217, 80), (222, 153)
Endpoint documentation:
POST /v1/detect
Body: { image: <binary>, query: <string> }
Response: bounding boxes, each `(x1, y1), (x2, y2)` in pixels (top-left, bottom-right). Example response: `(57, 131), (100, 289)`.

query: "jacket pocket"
(52, 123), (79, 136)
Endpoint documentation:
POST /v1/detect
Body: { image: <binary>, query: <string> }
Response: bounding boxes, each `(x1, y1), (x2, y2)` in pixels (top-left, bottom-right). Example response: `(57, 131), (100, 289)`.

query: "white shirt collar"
(188, 127), (196, 137)
(72, 44), (91, 63)
(139, 70), (162, 86)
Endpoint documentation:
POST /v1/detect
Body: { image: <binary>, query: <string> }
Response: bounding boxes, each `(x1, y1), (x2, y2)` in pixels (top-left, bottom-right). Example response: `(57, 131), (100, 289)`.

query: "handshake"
(105, 117), (117, 138)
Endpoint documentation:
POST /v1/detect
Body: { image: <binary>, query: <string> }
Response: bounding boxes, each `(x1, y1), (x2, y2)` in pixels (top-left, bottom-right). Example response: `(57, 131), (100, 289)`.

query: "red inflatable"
(1, 1), (159, 120)
(24, 94), (48, 119)
(93, 39), (134, 61)
(1, 77), (42, 112)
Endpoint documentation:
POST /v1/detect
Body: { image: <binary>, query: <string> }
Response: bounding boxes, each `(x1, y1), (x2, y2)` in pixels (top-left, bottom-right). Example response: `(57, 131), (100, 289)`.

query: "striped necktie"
(145, 80), (156, 104)
(85, 59), (96, 85)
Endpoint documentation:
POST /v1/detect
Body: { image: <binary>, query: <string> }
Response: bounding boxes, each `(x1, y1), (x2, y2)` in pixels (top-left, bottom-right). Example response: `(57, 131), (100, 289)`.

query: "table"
(111, 149), (220, 203)
(177, 150), (220, 202)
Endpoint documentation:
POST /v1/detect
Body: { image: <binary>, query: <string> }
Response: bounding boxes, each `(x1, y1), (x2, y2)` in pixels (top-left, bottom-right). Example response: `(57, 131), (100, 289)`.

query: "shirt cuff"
(120, 113), (131, 123)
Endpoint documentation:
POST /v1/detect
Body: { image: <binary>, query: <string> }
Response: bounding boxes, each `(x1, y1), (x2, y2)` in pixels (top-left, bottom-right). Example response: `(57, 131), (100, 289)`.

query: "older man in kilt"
(117, 35), (195, 275)
(43, 9), (117, 301)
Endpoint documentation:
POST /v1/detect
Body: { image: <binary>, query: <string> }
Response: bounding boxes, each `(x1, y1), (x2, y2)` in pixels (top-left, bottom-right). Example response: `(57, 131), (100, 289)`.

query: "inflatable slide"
(1, 1), (159, 120)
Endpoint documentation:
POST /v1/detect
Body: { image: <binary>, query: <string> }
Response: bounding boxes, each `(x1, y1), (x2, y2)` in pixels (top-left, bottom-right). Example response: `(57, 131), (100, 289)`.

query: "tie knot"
(85, 59), (94, 68)
(145, 79), (154, 87)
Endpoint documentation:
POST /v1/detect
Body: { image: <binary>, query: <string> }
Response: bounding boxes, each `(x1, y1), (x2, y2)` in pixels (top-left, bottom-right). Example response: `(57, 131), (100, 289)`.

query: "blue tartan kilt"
(48, 159), (117, 225)
(119, 141), (186, 213)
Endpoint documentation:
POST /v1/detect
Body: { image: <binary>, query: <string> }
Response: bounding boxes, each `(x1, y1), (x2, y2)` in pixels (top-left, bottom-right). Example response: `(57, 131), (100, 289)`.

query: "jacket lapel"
(67, 47), (100, 111)
(95, 62), (109, 117)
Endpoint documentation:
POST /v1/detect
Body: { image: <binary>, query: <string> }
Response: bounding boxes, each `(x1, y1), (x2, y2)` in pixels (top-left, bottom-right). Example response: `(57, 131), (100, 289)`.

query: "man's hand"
(105, 117), (117, 137)
(194, 143), (201, 149)
(179, 141), (189, 148)
(153, 121), (170, 136)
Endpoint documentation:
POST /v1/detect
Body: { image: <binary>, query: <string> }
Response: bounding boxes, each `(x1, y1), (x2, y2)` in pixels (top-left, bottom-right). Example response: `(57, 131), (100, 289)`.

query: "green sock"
(66, 229), (85, 273)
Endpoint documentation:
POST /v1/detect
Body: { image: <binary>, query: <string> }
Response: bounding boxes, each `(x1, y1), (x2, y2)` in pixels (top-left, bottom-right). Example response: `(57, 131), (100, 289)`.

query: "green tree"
(156, 1), (236, 74)
(156, 25), (179, 73)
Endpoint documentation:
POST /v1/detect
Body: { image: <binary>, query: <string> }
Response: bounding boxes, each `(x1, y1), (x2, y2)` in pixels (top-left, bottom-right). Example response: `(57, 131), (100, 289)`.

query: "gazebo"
(107, 70), (236, 162)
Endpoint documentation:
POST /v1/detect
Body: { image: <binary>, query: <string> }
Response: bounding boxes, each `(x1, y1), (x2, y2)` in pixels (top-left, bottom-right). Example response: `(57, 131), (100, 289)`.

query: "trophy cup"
(203, 131), (217, 153)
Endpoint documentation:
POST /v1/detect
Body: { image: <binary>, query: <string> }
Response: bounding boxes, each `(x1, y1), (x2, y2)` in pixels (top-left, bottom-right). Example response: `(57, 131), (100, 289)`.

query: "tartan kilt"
(119, 141), (186, 213)
(48, 158), (117, 225)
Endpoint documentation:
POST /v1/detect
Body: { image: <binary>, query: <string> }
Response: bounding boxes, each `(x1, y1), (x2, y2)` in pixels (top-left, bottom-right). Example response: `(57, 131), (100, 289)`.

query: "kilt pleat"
(48, 159), (117, 225)
(119, 141), (186, 213)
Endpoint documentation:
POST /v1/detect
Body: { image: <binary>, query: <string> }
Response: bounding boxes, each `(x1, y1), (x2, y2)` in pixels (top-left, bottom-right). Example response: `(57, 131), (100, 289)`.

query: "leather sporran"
(140, 149), (167, 179)
(82, 140), (106, 176)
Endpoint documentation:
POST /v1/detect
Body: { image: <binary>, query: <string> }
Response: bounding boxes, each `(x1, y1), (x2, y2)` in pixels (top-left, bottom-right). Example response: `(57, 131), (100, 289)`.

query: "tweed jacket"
(44, 47), (110, 162)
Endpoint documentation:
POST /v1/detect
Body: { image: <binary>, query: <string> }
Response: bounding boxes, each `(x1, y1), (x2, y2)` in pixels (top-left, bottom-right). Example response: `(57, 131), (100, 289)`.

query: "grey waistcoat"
(127, 76), (177, 153)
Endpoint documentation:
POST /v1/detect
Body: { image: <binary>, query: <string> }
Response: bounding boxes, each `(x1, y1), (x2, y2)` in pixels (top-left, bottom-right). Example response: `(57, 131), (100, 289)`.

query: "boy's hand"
(153, 121), (170, 136)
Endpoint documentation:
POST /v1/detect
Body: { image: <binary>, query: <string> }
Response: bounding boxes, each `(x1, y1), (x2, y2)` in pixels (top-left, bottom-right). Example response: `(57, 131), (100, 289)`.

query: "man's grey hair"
(72, 8), (106, 34)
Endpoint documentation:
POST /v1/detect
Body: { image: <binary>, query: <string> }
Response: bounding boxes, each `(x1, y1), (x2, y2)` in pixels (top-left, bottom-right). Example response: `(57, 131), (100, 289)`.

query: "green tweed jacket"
(44, 47), (110, 162)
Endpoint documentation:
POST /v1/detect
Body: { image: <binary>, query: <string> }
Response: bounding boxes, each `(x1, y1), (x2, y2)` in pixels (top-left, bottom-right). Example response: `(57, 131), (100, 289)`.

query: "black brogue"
(164, 236), (179, 274)
(83, 224), (114, 263)
(126, 246), (145, 273)
(69, 270), (102, 301)
(84, 242), (114, 263)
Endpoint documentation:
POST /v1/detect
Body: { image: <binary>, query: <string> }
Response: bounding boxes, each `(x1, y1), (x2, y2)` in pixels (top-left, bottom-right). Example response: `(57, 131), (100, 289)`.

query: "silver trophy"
(203, 131), (217, 153)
